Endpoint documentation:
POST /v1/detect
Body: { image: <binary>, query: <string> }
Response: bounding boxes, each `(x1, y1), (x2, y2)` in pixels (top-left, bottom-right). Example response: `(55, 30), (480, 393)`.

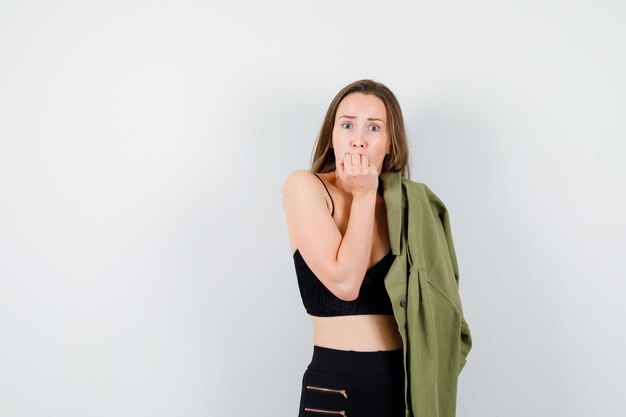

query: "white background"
(1, 1), (625, 416)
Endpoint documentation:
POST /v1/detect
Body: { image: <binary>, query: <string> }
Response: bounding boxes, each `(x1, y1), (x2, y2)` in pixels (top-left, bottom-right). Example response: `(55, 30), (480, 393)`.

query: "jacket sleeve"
(424, 184), (473, 375)
(443, 209), (473, 374)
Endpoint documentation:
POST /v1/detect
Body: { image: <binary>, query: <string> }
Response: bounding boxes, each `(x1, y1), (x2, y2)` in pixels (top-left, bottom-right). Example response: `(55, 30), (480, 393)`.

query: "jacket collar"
(381, 170), (403, 256)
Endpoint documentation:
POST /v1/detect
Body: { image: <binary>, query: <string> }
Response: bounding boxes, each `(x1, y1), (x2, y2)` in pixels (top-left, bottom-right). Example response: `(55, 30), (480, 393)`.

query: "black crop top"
(292, 173), (396, 317)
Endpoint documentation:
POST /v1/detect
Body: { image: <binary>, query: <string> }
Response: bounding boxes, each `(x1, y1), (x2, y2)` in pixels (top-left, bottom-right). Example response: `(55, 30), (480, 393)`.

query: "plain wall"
(1, 1), (625, 416)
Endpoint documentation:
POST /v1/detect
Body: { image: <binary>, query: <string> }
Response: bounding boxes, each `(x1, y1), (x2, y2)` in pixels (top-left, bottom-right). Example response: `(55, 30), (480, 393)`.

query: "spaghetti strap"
(313, 173), (335, 217)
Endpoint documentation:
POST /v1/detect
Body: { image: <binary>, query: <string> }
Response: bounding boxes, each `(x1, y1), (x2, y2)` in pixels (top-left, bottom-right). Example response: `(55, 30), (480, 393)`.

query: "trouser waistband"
(308, 345), (404, 376)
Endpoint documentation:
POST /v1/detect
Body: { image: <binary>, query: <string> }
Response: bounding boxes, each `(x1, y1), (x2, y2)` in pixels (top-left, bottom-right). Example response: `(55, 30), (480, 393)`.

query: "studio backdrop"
(0, 1), (624, 416)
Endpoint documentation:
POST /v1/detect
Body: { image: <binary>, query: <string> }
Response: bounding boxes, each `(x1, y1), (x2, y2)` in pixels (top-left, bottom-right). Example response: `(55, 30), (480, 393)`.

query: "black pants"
(298, 345), (405, 417)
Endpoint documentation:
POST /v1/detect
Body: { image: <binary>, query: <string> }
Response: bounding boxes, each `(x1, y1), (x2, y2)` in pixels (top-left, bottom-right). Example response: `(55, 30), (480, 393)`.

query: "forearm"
(334, 191), (378, 300)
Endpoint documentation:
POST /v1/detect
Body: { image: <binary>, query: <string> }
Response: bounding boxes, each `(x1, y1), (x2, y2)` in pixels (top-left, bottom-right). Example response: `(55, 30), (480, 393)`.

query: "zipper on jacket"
(306, 385), (348, 398)
(304, 407), (347, 416)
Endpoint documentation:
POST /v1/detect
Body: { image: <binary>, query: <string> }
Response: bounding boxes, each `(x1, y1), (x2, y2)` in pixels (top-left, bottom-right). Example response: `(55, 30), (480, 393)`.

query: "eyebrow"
(338, 115), (385, 124)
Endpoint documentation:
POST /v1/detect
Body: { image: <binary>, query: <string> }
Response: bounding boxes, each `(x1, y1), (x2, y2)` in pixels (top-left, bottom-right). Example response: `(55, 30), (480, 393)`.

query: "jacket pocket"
(459, 316), (472, 375)
(427, 278), (471, 376)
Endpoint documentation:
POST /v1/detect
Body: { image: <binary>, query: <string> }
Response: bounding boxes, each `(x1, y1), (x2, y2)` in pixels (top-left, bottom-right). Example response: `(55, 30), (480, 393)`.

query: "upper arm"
(282, 170), (352, 300)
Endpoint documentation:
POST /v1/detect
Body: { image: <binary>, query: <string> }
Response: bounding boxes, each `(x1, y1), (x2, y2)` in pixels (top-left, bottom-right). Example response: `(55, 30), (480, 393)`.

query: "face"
(332, 92), (390, 175)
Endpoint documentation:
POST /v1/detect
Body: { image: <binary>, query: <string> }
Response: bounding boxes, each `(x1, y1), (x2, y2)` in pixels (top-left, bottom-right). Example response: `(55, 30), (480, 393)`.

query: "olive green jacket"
(381, 170), (472, 417)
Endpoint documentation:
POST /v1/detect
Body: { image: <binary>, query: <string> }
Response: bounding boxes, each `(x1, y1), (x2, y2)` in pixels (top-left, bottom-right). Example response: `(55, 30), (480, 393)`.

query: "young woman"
(282, 79), (412, 417)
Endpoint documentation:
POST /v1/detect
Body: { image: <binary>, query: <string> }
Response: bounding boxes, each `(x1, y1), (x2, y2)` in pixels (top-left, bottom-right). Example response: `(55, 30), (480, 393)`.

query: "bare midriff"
(309, 314), (403, 351)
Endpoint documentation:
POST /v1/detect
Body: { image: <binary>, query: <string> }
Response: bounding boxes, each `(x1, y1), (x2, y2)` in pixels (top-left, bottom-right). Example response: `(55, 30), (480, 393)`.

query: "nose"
(351, 129), (366, 149)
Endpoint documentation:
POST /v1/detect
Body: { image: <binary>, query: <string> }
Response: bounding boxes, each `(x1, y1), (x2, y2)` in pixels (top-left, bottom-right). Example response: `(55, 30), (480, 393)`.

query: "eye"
(341, 122), (352, 129)
(369, 124), (381, 132)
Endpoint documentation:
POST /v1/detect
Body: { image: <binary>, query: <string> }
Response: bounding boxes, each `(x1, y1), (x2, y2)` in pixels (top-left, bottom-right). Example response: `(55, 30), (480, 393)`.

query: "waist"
(309, 344), (404, 376)
(310, 314), (403, 351)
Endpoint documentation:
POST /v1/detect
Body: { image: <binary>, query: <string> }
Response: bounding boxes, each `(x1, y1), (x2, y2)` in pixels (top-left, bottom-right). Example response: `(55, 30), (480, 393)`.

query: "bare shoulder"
(282, 169), (324, 204)
(282, 169), (340, 256)
(283, 169), (317, 190)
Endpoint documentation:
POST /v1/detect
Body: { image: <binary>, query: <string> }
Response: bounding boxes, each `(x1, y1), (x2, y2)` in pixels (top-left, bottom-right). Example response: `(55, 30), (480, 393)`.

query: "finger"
(350, 152), (359, 169)
(336, 154), (343, 177)
(363, 156), (376, 175)
(358, 154), (369, 173)
(344, 151), (352, 175)
(361, 154), (370, 167)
